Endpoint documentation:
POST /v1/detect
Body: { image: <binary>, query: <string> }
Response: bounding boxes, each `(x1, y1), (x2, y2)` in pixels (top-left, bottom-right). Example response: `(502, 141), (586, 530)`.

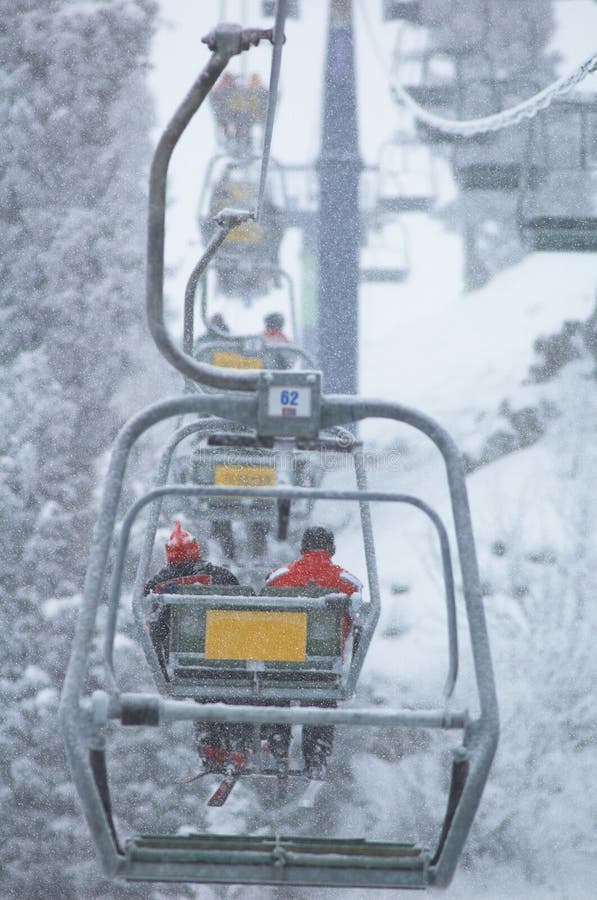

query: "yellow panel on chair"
(205, 610), (308, 662)
(212, 351), (264, 370)
(214, 464), (276, 487)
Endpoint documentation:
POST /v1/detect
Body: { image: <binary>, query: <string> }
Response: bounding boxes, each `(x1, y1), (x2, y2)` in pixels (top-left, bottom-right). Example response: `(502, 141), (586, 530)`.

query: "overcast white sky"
(148, 1), (597, 324)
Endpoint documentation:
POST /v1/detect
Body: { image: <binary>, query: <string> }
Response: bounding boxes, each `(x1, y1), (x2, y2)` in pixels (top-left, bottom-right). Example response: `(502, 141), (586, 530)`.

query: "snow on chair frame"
(60, 20), (499, 892)
(62, 387), (497, 889)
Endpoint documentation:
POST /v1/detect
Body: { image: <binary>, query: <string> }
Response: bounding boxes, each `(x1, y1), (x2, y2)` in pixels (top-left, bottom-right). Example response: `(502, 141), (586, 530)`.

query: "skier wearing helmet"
(263, 311), (290, 343)
(266, 526), (362, 777)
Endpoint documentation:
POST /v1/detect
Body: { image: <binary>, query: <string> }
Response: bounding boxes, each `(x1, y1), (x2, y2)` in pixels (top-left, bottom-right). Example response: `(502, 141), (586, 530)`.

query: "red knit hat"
(165, 521), (201, 564)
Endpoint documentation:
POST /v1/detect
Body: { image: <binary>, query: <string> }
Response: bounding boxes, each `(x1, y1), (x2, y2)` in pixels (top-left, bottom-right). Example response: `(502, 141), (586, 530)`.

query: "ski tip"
(175, 770), (205, 785)
(207, 777), (237, 807)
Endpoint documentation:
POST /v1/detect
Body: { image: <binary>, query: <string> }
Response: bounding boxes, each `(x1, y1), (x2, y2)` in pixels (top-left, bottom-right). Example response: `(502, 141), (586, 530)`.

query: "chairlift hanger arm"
(255, 1), (287, 221)
(147, 23), (274, 392)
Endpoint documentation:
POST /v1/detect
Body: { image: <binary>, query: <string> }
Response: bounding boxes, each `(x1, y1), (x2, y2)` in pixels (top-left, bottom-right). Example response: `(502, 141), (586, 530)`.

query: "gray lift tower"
(317, 0), (362, 395)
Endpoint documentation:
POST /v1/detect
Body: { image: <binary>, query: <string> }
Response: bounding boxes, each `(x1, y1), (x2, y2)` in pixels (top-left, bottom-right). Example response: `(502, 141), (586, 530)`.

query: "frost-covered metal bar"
(346, 448), (380, 694)
(319, 396), (499, 888)
(105, 693), (468, 730)
(147, 23), (276, 391)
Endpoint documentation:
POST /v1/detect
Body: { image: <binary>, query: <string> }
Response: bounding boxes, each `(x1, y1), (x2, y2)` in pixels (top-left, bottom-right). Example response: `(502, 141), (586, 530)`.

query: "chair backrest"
(180, 584), (255, 596)
(260, 585), (342, 598)
(166, 588), (348, 662)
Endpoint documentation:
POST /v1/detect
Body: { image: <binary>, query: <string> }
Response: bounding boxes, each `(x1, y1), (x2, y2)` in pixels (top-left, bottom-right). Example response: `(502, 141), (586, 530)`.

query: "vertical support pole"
(301, 220), (319, 361)
(317, 0), (362, 393)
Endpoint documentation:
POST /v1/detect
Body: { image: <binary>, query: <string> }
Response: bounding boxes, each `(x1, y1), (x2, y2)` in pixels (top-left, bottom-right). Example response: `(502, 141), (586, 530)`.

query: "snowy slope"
(360, 234), (597, 448)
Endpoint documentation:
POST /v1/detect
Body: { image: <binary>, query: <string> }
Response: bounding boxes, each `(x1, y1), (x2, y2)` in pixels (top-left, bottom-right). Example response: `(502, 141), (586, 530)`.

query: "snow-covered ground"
(147, 3), (597, 897)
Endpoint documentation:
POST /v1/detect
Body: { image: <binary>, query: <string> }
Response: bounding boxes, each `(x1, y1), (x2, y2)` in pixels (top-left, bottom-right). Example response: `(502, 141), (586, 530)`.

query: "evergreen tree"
(0, 2), (191, 896)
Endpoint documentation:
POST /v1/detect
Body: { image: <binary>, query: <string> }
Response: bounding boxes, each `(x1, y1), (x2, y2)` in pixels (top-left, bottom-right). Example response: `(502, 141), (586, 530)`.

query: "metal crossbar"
(97, 692), (468, 731)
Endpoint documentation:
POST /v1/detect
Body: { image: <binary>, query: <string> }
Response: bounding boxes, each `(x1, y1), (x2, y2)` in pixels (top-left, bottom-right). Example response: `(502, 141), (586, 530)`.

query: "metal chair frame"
(60, 23), (498, 890)
(61, 389), (498, 889)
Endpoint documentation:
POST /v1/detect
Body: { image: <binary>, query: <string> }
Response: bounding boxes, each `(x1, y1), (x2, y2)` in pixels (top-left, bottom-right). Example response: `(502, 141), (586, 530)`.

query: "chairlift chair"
(383, 0), (422, 25)
(360, 218), (410, 283)
(452, 78), (546, 192)
(520, 95), (597, 251)
(199, 158), (286, 298)
(60, 25), (498, 892)
(61, 377), (498, 890)
(210, 73), (269, 153)
(376, 135), (436, 213)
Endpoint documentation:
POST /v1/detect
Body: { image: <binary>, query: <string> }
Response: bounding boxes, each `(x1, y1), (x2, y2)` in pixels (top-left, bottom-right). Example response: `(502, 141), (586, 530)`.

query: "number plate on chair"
(257, 371), (321, 438)
(205, 610), (307, 662)
(268, 386), (312, 418)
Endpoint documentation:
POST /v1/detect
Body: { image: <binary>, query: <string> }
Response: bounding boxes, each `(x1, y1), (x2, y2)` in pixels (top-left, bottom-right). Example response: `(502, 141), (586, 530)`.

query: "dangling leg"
(211, 519), (236, 560)
(261, 723), (291, 765)
(302, 701), (336, 777)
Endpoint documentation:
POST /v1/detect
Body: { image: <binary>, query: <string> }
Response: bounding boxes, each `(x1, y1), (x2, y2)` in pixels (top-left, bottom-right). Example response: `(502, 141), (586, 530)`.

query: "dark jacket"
(144, 561), (239, 679)
(144, 560), (239, 595)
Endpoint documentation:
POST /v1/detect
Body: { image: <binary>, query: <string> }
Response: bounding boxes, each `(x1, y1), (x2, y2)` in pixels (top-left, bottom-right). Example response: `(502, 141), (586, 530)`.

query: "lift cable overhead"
(391, 48), (597, 138)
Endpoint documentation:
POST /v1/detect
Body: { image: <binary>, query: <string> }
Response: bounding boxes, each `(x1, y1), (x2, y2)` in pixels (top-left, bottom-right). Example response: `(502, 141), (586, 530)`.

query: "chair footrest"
(123, 833), (429, 889)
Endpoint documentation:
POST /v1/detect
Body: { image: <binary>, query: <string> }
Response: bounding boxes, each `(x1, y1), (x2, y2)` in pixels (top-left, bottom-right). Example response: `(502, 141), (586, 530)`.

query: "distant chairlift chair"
(382, 0), (422, 25)
(360, 217), (410, 283)
(376, 135), (436, 213)
(520, 94), (597, 252)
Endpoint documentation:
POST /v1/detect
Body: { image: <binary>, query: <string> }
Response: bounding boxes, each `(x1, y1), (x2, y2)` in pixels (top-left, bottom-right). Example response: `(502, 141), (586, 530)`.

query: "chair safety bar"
(91, 691), (468, 731)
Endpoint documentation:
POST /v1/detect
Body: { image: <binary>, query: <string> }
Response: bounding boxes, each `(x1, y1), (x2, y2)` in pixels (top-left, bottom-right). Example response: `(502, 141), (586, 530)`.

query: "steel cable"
(391, 49), (597, 137)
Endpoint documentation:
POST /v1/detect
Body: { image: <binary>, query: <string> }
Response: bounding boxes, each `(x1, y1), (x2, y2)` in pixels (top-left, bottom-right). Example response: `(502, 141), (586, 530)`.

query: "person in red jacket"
(263, 312), (290, 343)
(144, 522), (249, 774)
(266, 525), (362, 595)
(266, 526), (362, 776)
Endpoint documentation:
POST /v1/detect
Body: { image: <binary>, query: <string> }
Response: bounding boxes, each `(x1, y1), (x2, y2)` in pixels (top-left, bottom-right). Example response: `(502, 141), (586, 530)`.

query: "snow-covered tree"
(0, 2), (187, 896)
